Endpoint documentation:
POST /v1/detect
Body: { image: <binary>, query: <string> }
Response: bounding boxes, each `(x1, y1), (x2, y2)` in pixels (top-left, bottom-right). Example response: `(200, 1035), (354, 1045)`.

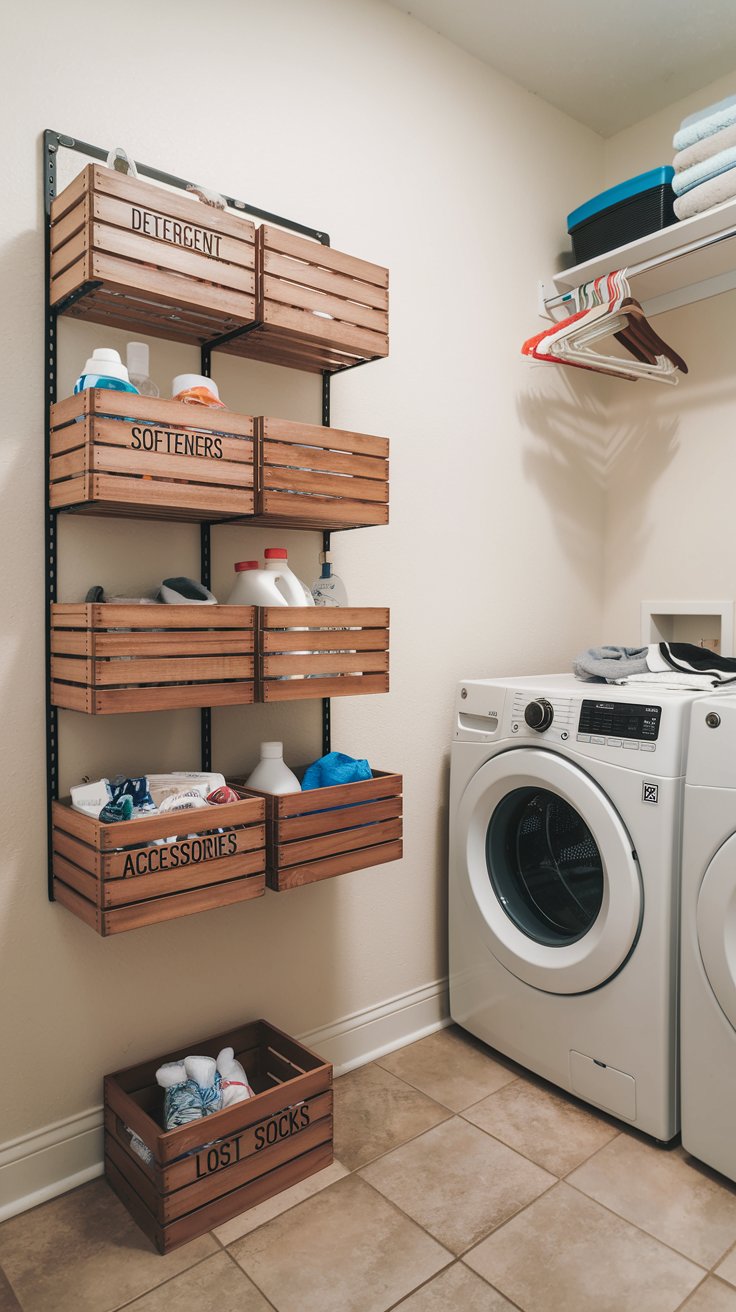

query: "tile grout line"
(220, 1241), (281, 1312)
(562, 1178), (712, 1273)
(107, 1248), (229, 1312)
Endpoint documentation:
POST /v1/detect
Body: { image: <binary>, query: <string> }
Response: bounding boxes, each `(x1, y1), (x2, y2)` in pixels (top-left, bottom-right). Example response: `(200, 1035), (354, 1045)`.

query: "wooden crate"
(49, 392), (255, 523)
(222, 225), (389, 373)
(104, 1019), (333, 1251)
(50, 166), (256, 344)
(258, 607), (389, 700)
(51, 604), (255, 714)
(52, 794), (266, 936)
(247, 417), (388, 529)
(239, 771), (403, 891)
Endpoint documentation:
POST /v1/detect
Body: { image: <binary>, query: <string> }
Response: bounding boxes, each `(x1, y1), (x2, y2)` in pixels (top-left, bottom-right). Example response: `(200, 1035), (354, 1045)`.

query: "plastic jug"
(311, 552), (348, 607)
(227, 561), (289, 606)
(264, 548), (314, 605)
(74, 348), (139, 394)
(244, 743), (301, 795)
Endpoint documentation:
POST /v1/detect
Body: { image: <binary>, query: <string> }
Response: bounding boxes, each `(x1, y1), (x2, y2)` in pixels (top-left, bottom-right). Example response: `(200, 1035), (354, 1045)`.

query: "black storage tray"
(569, 183), (677, 264)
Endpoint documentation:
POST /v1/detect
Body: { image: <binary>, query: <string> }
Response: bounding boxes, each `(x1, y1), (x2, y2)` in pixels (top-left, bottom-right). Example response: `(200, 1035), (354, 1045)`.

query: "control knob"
(524, 698), (554, 732)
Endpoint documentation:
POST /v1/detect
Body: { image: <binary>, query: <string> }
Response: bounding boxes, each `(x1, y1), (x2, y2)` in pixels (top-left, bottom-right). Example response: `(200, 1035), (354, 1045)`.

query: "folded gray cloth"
(573, 646), (649, 683)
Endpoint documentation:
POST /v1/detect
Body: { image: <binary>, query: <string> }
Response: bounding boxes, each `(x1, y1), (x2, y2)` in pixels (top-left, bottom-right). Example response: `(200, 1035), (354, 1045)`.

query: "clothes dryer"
(681, 692), (736, 1179)
(449, 674), (701, 1141)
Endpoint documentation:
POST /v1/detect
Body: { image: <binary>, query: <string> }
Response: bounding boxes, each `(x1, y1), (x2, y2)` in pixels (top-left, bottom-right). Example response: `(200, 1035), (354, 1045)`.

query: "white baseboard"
(0, 977), (449, 1223)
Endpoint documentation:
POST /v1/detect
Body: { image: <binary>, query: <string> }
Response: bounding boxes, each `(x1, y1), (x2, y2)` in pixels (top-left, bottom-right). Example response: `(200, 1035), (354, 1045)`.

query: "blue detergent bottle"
(73, 348), (140, 394)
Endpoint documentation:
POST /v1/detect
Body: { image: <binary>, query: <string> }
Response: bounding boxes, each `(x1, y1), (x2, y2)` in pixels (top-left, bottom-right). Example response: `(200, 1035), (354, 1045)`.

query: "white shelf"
(545, 195), (736, 318)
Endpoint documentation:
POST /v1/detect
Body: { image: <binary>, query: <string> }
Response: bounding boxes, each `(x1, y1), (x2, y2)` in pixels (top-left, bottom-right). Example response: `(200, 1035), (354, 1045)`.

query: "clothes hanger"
(522, 271), (688, 384)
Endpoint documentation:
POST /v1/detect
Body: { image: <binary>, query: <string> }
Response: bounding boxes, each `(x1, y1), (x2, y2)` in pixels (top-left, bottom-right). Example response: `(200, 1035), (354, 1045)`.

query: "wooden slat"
(50, 682), (92, 712)
(277, 795), (401, 842)
(77, 389), (254, 438)
(89, 165), (256, 244)
(103, 850), (265, 906)
(92, 225), (254, 295)
(93, 194), (254, 268)
(91, 475), (253, 516)
(257, 493), (388, 527)
(103, 825), (265, 881)
(102, 872), (265, 934)
(91, 654), (252, 685)
(52, 603), (254, 629)
(261, 224), (388, 288)
(53, 794), (263, 849)
(53, 879), (101, 932)
(89, 420), (253, 464)
(263, 674), (389, 701)
(263, 249), (389, 310)
(53, 829), (102, 877)
(50, 255), (89, 307)
(50, 228), (87, 279)
(90, 443), (252, 489)
(263, 301), (387, 356)
(263, 651), (388, 677)
(91, 252), (254, 321)
(260, 465), (387, 504)
(276, 819), (402, 868)
(275, 772), (402, 817)
(50, 167), (89, 224)
(53, 854), (100, 903)
(91, 631), (250, 657)
(105, 1155), (165, 1252)
(271, 839), (403, 891)
(90, 682), (254, 714)
(262, 274), (388, 332)
(261, 606), (388, 629)
(260, 628), (384, 653)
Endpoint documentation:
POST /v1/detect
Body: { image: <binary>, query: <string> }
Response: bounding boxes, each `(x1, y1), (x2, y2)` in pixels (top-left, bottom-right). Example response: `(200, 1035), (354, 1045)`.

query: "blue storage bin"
(567, 167), (676, 264)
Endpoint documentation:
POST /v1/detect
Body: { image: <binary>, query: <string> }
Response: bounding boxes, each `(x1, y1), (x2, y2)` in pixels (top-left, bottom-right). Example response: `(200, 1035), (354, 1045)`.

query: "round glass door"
(487, 788), (604, 947)
(456, 748), (642, 994)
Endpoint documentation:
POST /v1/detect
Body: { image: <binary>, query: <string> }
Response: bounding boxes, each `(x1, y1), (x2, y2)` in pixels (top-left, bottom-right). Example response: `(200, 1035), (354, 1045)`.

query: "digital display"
(578, 700), (661, 741)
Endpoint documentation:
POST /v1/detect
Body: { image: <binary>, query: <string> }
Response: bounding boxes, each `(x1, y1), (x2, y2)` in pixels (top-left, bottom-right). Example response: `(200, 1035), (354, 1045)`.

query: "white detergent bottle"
(264, 548), (314, 605)
(245, 742), (301, 795)
(311, 552), (348, 607)
(227, 561), (288, 605)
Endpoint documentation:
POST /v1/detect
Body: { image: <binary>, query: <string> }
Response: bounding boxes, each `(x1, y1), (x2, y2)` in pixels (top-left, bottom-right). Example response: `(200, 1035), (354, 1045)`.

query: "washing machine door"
(696, 835), (736, 1030)
(457, 748), (642, 995)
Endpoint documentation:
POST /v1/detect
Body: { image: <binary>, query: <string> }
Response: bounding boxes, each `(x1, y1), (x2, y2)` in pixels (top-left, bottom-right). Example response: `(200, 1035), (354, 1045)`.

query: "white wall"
(0, 0), (605, 1208)
(602, 72), (736, 647)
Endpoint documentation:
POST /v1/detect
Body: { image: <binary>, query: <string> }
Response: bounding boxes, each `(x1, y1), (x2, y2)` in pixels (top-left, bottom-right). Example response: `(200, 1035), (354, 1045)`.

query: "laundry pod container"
(567, 167), (676, 263)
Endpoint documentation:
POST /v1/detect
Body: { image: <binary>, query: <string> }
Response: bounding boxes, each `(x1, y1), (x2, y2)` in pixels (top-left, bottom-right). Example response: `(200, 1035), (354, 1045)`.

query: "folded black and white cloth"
(574, 642), (736, 687)
(652, 642), (736, 684)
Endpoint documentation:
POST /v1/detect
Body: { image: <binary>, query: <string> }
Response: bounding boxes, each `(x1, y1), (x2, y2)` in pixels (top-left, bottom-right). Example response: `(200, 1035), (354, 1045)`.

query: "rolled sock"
(216, 1046), (254, 1105)
(111, 776), (156, 814)
(184, 1056), (223, 1115)
(156, 1062), (204, 1129)
(158, 790), (209, 814)
(99, 796), (134, 823)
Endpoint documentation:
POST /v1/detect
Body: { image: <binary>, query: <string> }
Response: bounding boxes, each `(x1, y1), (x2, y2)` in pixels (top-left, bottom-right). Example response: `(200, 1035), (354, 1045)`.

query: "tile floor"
(3, 1027), (736, 1311)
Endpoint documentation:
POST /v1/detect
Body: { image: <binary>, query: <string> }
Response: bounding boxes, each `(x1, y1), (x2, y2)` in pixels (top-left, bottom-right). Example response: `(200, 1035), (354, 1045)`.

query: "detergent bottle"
(244, 743), (301, 795)
(227, 561), (289, 605)
(74, 348), (139, 394)
(264, 548), (314, 605)
(311, 552), (348, 607)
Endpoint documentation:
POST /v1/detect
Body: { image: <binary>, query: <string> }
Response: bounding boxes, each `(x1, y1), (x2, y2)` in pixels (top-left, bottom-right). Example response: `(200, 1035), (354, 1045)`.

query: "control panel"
(577, 699), (661, 751)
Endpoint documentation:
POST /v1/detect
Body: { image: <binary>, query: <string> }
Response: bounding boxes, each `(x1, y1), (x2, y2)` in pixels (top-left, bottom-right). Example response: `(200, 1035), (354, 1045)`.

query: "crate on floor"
(257, 607), (390, 700)
(239, 770), (403, 891)
(52, 793), (266, 936)
(222, 225), (389, 372)
(50, 604), (255, 714)
(104, 1019), (333, 1252)
(49, 392), (255, 523)
(49, 165), (256, 344)
(250, 416), (389, 529)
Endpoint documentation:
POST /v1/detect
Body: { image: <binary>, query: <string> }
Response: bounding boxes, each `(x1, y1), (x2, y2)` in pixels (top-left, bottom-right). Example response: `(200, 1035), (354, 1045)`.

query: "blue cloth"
(674, 99), (736, 153)
(301, 752), (372, 791)
(672, 146), (736, 196)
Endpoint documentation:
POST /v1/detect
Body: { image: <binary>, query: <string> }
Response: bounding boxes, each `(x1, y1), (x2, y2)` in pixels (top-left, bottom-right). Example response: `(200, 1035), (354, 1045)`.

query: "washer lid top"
(697, 832), (736, 1031)
(457, 748), (642, 995)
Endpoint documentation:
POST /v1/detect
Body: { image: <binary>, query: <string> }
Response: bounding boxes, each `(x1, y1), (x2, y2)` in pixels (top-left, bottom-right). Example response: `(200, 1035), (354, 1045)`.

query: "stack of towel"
(672, 95), (736, 221)
(573, 643), (736, 690)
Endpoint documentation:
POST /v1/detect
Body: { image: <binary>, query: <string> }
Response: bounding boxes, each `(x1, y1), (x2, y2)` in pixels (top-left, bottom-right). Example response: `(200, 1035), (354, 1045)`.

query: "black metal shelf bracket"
(43, 129), (351, 898)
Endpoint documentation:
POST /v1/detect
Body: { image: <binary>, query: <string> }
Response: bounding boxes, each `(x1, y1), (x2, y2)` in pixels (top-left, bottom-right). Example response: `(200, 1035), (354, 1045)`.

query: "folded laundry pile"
(573, 643), (736, 689)
(70, 771), (239, 822)
(125, 1046), (254, 1165)
(672, 95), (736, 221)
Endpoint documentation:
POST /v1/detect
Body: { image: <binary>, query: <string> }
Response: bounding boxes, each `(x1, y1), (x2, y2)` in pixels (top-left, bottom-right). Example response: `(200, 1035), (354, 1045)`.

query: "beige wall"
(0, 0), (605, 1165)
(601, 72), (736, 648)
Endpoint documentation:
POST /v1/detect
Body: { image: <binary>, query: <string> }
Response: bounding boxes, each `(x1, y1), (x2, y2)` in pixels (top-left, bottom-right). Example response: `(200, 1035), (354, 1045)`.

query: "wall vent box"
(640, 601), (734, 657)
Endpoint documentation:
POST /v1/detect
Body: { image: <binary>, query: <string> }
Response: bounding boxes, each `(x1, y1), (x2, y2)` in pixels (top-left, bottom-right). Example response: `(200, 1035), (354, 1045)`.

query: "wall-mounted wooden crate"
(49, 392), (255, 523)
(52, 795), (266, 936)
(239, 771), (403, 891)
(51, 604), (255, 714)
(50, 166), (256, 344)
(248, 417), (388, 529)
(104, 1019), (333, 1251)
(222, 225), (389, 373)
(258, 607), (389, 700)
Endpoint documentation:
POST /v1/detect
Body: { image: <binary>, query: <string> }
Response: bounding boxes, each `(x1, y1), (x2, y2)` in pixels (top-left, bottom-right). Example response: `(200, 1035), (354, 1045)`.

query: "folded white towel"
(673, 146), (736, 196)
(674, 120), (736, 173)
(674, 169), (736, 220)
(614, 672), (720, 691)
(680, 95), (736, 131)
(674, 99), (736, 153)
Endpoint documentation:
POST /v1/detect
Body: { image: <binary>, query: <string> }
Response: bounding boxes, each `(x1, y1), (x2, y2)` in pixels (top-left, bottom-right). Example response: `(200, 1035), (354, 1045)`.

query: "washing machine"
(449, 673), (702, 1141)
(681, 692), (736, 1180)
